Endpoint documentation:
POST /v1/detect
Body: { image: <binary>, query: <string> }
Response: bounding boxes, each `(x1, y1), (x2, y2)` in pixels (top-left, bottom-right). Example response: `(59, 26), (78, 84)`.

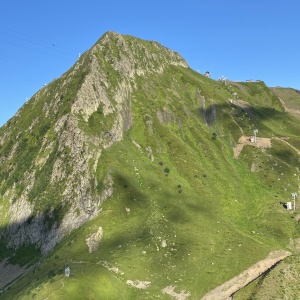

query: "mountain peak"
(92, 31), (189, 75)
(0, 31), (189, 254)
(71, 31), (189, 122)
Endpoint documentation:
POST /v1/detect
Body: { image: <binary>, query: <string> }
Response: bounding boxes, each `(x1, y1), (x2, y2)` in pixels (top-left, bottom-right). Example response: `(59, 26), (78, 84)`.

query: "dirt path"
(277, 96), (300, 119)
(200, 249), (291, 300)
(274, 137), (300, 156)
(229, 115), (243, 135)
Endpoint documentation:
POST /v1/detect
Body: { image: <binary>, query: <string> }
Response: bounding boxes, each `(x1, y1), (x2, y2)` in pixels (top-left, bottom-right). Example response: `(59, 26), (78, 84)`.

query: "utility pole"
(220, 76), (227, 85)
(233, 92), (237, 101)
(292, 193), (298, 211)
(253, 129), (258, 143)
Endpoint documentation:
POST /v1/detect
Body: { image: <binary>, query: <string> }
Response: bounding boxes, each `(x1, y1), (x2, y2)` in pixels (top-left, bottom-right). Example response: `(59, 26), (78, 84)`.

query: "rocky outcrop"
(86, 226), (103, 253)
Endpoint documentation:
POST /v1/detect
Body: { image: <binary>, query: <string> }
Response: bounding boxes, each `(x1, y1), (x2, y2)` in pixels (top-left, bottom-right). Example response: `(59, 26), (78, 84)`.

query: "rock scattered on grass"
(162, 285), (191, 300)
(86, 227), (103, 253)
(126, 280), (151, 289)
(161, 240), (167, 248)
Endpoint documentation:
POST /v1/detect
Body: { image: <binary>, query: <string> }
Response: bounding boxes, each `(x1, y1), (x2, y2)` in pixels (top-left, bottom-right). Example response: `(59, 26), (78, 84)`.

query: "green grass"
(272, 87), (300, 111)
(2, 127), (293, 298)
(234, 252), (300, 299)
(1, 32), (300, 299)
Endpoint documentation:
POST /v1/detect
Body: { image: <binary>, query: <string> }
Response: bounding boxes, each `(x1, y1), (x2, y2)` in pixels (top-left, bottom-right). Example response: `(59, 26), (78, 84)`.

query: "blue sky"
(1, 0), (300, 126)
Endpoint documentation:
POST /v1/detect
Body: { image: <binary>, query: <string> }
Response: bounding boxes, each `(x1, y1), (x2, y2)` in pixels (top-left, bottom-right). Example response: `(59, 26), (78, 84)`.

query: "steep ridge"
(0, 31), (189, 254)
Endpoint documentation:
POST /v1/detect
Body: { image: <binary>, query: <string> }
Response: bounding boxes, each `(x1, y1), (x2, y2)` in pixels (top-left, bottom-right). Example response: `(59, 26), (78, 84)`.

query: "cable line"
(0, 26), (75, 55)
(0, 37), (75, 61)
(0, 54), (59, 72)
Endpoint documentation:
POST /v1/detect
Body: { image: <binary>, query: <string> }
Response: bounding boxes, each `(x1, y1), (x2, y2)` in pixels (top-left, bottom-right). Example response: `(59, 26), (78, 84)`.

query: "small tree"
(164, 167), (170, 174)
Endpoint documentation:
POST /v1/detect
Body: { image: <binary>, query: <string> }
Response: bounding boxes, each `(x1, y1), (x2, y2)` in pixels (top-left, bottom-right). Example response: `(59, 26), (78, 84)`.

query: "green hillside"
(271, 86), (300, 119)
(272, 87), (300, 109)
(0, 32), (300, 299)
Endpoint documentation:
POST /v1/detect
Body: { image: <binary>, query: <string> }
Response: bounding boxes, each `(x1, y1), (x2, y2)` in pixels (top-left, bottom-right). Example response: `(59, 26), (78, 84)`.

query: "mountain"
(0, 31), (188, 254)
(0, 31), (300, 299)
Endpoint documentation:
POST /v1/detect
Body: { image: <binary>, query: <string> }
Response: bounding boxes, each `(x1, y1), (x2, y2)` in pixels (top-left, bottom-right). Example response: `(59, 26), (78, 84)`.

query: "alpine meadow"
(1, 31), (300, 299)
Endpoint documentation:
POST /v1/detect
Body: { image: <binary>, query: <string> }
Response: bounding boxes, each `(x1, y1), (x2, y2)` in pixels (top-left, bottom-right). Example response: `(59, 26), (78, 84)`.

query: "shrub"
(48, 270), (55, 278)
(164, 167), (170, 174)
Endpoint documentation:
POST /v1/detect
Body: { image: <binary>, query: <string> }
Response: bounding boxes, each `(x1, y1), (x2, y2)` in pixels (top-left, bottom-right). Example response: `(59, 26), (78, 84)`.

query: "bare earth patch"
(162, 285), (191, 300)
(97, 260), (124, 275)
(233, 136), (271, 158)
(126, 280), (151, 289)
(233, 135), (300, 159)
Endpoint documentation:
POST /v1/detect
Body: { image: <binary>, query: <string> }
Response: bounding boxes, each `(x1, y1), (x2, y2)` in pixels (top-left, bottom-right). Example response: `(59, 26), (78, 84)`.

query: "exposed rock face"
(0, 31), (189, 254)
(86, 226), (103, 253)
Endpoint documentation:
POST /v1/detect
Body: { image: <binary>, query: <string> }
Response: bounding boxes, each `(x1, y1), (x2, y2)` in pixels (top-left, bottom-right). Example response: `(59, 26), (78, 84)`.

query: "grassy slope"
(234, 252), (300, 299)
(1, 53), (300, 298)
(271, 87), (300, 111)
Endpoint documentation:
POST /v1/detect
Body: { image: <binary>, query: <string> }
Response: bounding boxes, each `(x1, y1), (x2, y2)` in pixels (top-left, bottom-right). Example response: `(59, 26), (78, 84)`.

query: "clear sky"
(1, 0), (300, 126)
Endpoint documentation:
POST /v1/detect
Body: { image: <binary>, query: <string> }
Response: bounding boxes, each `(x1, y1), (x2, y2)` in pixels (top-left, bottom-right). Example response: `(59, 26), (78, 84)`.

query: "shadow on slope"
(201, 101), (300, 139)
